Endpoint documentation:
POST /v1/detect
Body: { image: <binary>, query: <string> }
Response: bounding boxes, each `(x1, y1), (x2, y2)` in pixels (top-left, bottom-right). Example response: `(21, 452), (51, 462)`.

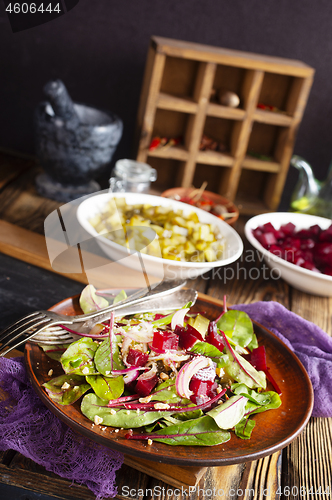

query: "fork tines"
(0, 312), (54, 357)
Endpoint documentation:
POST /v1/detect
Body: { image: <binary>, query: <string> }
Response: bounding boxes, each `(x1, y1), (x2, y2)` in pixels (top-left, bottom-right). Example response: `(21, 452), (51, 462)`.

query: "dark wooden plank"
(283, 418), (332, 500)
(0, 165), (60, 235)
(0, 151), (34, 190)
(123, 455), (206, 489)
(5, 453), (150, 500)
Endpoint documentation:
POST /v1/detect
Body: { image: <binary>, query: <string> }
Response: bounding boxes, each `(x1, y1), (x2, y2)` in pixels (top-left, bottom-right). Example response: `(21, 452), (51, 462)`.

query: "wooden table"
(0, 151), (331, 500)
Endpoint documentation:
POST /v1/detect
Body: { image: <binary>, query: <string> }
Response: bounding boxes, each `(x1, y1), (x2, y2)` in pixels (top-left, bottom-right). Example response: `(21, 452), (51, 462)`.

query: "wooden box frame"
(135, 37), (314, 214)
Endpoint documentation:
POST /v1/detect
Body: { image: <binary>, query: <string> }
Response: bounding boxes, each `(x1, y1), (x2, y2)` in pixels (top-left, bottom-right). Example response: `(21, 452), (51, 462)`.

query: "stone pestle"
(43, 79), (79, 124)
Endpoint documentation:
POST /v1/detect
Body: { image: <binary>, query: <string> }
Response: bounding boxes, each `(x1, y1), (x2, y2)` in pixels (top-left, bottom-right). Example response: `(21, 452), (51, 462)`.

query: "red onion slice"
(176, 356), (214, 399)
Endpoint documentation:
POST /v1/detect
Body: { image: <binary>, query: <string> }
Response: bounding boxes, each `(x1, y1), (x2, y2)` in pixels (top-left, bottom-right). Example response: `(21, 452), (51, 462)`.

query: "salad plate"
(25, 292), (313, 466)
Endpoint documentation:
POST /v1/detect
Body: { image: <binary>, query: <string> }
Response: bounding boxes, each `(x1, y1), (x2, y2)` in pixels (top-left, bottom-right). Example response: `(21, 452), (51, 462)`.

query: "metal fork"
(0, 278), (187, 357)
(31, 288), (197, 345)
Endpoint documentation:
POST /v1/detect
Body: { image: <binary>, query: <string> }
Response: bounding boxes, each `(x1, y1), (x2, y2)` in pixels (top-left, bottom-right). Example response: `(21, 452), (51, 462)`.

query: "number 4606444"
(5, 3), (61, 14)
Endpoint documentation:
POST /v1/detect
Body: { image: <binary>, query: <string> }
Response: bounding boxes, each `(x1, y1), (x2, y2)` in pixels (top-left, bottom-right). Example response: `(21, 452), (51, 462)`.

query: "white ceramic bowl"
(77, 192), (243, 279)
(245, 212), (332, 296)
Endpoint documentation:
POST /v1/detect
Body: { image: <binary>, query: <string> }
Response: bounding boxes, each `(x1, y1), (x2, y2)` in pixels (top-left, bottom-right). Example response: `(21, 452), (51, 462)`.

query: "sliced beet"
(206, 322), (225, 351)
(314, 242), (332, 268)
(280, 222), (296, 235)
(126, 349), (149, 367)
(256, 231), (277, 248)
(135, 373), (158, 397)
(262, 222), (276, 233)
(318, 224), (332, 242)
(252, 221), (332, 276)
(300, 261), (321, 272)
(249, 345), (267, 371)
(189, 379), (214, 404)
(177, 324), (203, 350)
(269, 244), (283, 258)
(152, 330), (179, 352)
(300, 238), (315, 250)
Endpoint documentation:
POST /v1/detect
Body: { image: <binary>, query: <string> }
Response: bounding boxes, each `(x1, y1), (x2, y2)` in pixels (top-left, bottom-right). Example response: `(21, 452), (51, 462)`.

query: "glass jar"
(109, 159), (157, 193)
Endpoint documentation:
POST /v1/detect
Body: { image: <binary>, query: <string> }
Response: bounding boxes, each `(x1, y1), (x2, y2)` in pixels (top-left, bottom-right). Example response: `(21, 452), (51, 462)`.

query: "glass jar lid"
(114, 159), (157, 182)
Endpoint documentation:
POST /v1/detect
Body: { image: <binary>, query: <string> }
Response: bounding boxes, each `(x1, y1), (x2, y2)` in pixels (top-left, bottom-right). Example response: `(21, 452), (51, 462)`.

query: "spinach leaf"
(207, 395), (248, 429)
(81, 393), (172, 428)
(222, 338), (266, 389)
(43, 374), (90, 405)
(94, 338), (125, 376)
(86, 374), (124, 401)
(231, 383), (272, 405)
(150, 379), (190, 404)
(190, 342), (223, 358)
(113, 289), (127, 305)
(245, 392), (282, 416)
(235, 417), (256, 439)
(217, 310), (257, 349)
(60, 338), (98, 376)
(143, 416), (231, 446)
(79, 284), (108, 313)
(40, 344), (70, 362)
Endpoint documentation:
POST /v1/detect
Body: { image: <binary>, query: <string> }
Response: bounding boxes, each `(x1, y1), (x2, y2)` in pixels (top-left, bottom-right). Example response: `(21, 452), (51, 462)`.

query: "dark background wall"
(1, 0), (332, 209)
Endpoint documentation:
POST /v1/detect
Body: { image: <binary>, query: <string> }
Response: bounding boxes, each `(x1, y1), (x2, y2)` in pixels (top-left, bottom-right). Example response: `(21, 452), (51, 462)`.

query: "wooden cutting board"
(0, 220), (160, 290)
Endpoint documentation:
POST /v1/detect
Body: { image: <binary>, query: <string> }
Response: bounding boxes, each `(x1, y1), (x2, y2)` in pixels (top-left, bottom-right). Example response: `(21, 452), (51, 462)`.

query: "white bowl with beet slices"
(245, 212), (332, 297)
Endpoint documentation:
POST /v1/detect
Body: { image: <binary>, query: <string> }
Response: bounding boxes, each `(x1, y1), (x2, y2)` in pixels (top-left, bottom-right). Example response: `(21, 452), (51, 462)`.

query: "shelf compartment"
(211, 64), (245, 106)
(202, 116), (238, 156)
(151, 108), (191, 144)
(196, 150), (234, 167)
(236, 169), (273, 213)
(206, 102), (245, 120)
(257, 72), (294, 115)
(193, 164), (231, 193)
(157, 93), (198, 114)
(160, 56), (200, 99)
(242, 156), (280, 173)
(246, 122), (287, 161)
(147, 157), (185, 191)
(148, 145), (189, 161)
(253, 108), (293, 127)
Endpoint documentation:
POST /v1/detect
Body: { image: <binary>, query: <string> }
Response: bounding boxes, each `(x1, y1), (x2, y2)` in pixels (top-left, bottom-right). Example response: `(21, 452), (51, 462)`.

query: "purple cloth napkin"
(0, 357), (124, 500)
(233, 301), (332, 418)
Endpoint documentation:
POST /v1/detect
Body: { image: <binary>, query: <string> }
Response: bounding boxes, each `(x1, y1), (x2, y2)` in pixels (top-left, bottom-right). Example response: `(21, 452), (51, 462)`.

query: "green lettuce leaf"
(207, 395), (248, 429)
(81, 393), (172, 428)
(143, 416), (231, 446)
(235, 417), (256, 439)
(79, 285), (108, 314)
(94, 338), (125, 375)
(190, 342), (223, 358)
(43, 374), (90, 405)
(60, 338), (98, 376)
(245, 391), (282, 416)
(40, 344), (70, 361)
(113, 289), (127, 305)
(217, 310), (257, 349)
(231, 383), (272, 405)
(86, 374), (124, 401)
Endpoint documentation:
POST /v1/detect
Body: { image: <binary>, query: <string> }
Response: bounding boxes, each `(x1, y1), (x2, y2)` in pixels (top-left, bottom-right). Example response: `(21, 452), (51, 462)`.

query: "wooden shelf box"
(136, 36), (315, 214)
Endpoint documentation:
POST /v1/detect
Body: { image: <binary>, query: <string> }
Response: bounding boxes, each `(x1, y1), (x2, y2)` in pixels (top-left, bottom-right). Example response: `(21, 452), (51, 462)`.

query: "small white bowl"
(245, 212), (332, 296)
(77, 192), (243, 279)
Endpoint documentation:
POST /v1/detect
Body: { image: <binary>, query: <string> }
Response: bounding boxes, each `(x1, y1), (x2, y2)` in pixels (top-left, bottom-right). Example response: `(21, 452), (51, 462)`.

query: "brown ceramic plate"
(25, 292), (313, 466)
